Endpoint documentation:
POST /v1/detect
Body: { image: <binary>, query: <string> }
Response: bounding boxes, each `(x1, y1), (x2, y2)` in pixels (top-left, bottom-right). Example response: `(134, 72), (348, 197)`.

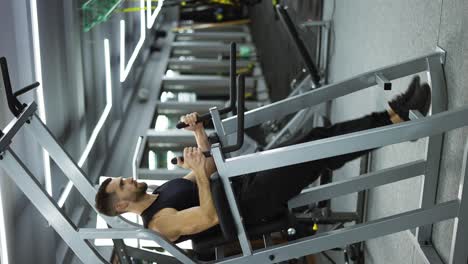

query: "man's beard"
(135, 182), (148, 201)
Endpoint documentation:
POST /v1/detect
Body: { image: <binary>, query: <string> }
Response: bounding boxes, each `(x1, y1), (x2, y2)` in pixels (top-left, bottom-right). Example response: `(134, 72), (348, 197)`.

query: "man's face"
(106, 177), (148, 203)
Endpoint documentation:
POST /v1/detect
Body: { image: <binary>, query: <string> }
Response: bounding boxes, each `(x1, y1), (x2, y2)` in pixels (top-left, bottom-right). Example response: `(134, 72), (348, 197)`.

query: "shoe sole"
(419, 83), (432, 117)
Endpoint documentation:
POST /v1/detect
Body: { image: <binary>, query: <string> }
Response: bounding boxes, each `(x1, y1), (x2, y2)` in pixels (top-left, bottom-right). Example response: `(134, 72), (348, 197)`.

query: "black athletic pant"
(237, 111), (393, 225)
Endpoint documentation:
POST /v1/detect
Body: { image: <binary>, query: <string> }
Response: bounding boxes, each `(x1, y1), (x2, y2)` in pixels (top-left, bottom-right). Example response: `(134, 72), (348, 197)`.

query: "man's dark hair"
(95, 178), (119, 217)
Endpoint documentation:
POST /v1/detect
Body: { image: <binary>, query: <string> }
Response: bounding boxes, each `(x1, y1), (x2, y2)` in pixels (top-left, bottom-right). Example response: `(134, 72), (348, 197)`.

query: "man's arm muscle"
(149, 207), (218, 242)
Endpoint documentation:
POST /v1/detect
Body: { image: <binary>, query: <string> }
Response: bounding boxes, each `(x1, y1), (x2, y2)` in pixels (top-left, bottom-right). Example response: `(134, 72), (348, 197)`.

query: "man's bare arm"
(192, 162), (218, 221)
(181, 113), (217, 175)
(150, 148), (219, 241)
(149, 207), (218, 242)
(193, 128), (217, 175)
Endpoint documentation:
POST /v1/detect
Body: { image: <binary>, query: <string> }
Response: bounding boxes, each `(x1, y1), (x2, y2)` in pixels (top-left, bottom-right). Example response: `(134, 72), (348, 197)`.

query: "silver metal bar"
(163, 75), (255, 95)
(216, 200), (459, 264)
(0, 149), (109, 264)
(420, 246), (445, 264)
(264, 107), (317, 150)
(163, 84), (255, 97)
(175, 31), (249, 42)
(168, 58), (252, 74)
(0, 102), (37, 152)
(157, 100), (226, 115)
(138, 168), (188, 180)
(375, 73), (391, 90)
(322, 21), (330, 81)
(157, 100), (260, 115)
(133, 136), (145, 180)
(219, 105), (468, 177)
(299, 20), (331, 28)
(172, 41), (255, 57)
(176, 25), (248, 33)
(210, 107), (228, 147)
(78, 228), (196, 264)
(417, 54), (448, 243)
(26, 115), (138, 228)
(277, 78), (314, 147)
(222, 51), (442, 135)
(405, 230), (444, 264)
(211, 149), (252, 256)
(288, 160), (426, 209)
(409, 110), (424, 120)
(290, 75), (313, 97)
(449, 139), (468, 264)
(147, 129), (198, 145)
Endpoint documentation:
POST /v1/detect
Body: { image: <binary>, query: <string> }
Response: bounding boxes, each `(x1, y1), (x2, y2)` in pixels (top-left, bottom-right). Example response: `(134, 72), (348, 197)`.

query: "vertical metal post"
(322, 21), (330, 83)
(210, 107), (229, 147)
(417, 53), (448, 243)
(0, 149), (108, 264)
(448, 139), (468, 264)
(211, 146), (252, 256)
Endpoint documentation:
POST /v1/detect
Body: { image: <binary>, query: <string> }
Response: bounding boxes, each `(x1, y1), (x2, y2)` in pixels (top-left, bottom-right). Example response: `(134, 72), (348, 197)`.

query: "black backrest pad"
(210, 172), (237, 240)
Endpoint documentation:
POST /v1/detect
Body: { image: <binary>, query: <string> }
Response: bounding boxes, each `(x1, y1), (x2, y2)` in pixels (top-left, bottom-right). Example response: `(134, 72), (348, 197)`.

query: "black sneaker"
(388, 76), (420, 118)
(389, 79), (431, 121)
(406, 83), (431, 117)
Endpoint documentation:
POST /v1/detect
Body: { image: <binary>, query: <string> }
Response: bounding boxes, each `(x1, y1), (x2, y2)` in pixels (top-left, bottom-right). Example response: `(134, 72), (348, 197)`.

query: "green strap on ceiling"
(239, 46), (252, 58)
(82, 0), (123, 32)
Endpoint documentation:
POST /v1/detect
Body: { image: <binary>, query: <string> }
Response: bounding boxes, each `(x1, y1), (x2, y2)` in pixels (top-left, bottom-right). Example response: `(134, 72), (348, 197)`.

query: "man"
(96, 76), (431, 243)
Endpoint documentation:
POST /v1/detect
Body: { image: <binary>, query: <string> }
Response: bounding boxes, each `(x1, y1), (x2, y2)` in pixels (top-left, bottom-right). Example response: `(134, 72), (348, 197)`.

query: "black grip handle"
(175, 112), (211, 129)
(1, 57), (23, 117)
(220, 74), (245, 153)
(171, 151), (211, 165)
(1, 57), (39, 117)
(14, 82), (40, 97)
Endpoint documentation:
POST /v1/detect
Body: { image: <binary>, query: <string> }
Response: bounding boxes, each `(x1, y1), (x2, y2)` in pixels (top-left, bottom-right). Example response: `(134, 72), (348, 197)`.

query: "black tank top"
(141, 178), (199, 227)
(140, 178), (220, 243)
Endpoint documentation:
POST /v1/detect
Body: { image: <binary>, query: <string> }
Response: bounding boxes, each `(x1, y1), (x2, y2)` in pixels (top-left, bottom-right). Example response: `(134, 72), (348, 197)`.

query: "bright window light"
(178, 92), (196, 102)
(167, 151), (176, 170)
(165, 69), (177, 77)
(0, 191), (9, 264)
(160, 91), (175, 102)
(132, 136), (143, 180)
(146, 0), (164, 29)
(148, 150), (156, 170)
(30, 0), (52, 196)
(58, 39), (113, 208)
(120, 0), (146, 82)
(154, 115), (169, 130)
